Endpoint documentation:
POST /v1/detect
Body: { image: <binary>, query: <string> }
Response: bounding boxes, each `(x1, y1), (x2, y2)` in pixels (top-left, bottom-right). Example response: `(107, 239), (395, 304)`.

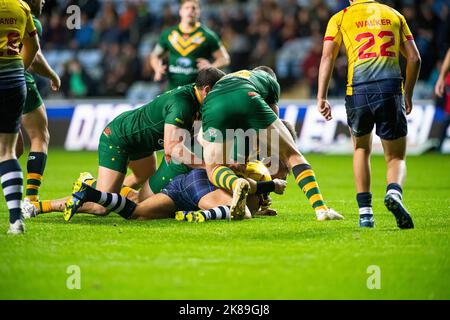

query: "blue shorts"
(345, 92), (407, 140)
(161, 169), (217, 211)
(0, 85), (26, 133)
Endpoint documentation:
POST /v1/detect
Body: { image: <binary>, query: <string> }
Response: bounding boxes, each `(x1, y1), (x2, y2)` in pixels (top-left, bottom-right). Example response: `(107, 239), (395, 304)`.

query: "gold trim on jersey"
(194, 85), (203, 104)
(178, 22), (201, 34)
(168, 30), (206, 57)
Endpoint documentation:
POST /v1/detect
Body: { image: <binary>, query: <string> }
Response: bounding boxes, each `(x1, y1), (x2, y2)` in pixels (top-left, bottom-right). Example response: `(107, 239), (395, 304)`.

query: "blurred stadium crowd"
(36, 0), (449, 100)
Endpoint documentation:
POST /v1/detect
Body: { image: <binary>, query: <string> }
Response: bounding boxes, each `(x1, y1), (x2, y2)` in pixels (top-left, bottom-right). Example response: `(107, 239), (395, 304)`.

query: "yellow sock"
(211, 166), (240, 191)
(26, 173), (42, 201)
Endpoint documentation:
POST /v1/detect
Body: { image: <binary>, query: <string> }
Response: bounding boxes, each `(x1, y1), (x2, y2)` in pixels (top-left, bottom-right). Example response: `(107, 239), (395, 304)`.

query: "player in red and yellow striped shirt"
(317, 0), (421, 229)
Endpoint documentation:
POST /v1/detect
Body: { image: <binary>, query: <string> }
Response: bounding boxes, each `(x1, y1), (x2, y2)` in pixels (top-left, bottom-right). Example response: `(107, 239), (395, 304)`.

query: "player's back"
(109, 84), (199, 152)
(326, 0), (413, 95)
(209, 70), (280, 105)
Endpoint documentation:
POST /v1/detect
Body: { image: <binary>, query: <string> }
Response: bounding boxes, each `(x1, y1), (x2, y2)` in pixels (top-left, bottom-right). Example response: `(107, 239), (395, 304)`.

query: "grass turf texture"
(0, 150), (449, 299)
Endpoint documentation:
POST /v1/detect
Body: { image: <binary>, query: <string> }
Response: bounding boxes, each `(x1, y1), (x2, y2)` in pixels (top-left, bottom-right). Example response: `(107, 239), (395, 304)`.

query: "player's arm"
(28, 50), (60, 91)
(150, 44), (167, 82)
(317, 39), (340, 121)
(435, 48), (450, 97)
(164, 123), (204, 168)
(21, 34), (39, 70)
(197, 45), (230, 70)
(400, 40), (421, 115)
(269, 103), (279, 116)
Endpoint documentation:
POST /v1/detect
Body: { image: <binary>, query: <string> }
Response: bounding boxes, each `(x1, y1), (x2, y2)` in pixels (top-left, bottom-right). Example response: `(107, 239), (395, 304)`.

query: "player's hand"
(50, 73), (61, 91)
(255, 208), (278, 216)
(273, 178), (287, 195)
(259, 194), (272, 208)
(435, 77), (446, 97)
(317, 99), (333, 121)
(154, 63), (167, 81)
(196, 58), (212, 70)
(405, 95), (413, 115)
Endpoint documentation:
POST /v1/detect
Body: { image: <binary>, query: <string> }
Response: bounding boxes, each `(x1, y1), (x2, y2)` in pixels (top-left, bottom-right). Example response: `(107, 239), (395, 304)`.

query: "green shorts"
(98, 132), (153, 174)
(23, 82), (43, 114)
(202, 88), (277, 142)
(149, 158), (191, 194)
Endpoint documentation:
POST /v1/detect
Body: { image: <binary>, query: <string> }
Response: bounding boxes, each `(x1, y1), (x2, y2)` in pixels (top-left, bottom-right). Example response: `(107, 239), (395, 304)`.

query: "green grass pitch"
(0, 150), (449, 299)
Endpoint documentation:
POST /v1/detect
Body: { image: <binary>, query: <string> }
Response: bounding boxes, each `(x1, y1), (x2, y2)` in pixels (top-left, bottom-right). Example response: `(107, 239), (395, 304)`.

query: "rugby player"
(149, 0), (230, 90)
(200, 67), (344, 221)
(56, 67), (224, 221)
(64, 161), (287, 222)
(317, 0), (421, 228)
(15, 0), (60, 206)
(0, 0), (39, 234)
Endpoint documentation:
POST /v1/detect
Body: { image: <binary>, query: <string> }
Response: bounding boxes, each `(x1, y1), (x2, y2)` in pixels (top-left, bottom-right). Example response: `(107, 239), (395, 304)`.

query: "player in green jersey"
(58, 67), (225, 221)
(150, 0), (230, 90)
(200, 66), (344, 221)
(16, 0), (60, 206)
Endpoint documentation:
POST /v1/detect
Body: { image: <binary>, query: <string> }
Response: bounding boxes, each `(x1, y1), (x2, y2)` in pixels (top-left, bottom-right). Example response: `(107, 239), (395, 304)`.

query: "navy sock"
(356, 192), (373, 216)
(387, 183), (403, 200)
(0, 159), (23, 223)
(83, 184), (136, 219)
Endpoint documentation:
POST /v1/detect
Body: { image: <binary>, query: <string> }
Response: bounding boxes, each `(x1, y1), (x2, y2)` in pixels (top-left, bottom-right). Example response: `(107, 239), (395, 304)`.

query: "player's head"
(179, 0), (201, 25)
(25, 0), (45, 16)
(195, 67), (225, 101)
(253, 66), (277, 80)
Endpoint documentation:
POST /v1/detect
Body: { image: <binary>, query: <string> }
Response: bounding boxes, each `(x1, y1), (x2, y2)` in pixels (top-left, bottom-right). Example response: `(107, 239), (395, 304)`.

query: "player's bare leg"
(381, 137), (413, 229)
(264, 119), (343, 221)
(123, 153), (157, 188)
(15, 129), (24, 158)
(352, 133), (372, 193)
(351, 133), (374, 227)
(130, 193), (176, 220)
(138, 179), (155, 202)
(21, 105), (50, 202)
(203, 140), (250, 219)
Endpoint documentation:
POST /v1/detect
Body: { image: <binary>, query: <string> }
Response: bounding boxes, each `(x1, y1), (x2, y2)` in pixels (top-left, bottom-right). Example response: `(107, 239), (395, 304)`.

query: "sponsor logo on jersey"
(169, 65), (197, 75)
(177, 57), (192, 68)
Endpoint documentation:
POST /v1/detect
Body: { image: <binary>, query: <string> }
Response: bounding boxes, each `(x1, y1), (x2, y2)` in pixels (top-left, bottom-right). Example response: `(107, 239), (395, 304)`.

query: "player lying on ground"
(200, 66), (344, 221)
(23, 67), (225, 220)
(16, 0), (60, 208)
(23, 158), (286, 218)
(317, 0), (421, 228)
(64, 161), (287, 222)
(0, 0), (40, 234)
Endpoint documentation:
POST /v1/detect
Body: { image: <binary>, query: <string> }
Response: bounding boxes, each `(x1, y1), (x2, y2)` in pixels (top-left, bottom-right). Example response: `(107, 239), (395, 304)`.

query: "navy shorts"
(345, 93), (407, 140)
(161, 169), (217, 211)
(0, 85), (26, 133)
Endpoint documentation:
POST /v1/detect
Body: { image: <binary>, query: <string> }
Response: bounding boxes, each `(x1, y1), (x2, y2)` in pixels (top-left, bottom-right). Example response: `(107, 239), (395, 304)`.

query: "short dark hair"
(195, 67), (225, 89)
(253, 66), (277, 80)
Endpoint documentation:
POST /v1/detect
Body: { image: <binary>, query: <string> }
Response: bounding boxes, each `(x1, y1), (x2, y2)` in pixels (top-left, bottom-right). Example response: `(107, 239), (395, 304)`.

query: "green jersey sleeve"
(158, 28), (170, 50)
(164, 101), (195, 130)
(32, 15), (42, 39)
